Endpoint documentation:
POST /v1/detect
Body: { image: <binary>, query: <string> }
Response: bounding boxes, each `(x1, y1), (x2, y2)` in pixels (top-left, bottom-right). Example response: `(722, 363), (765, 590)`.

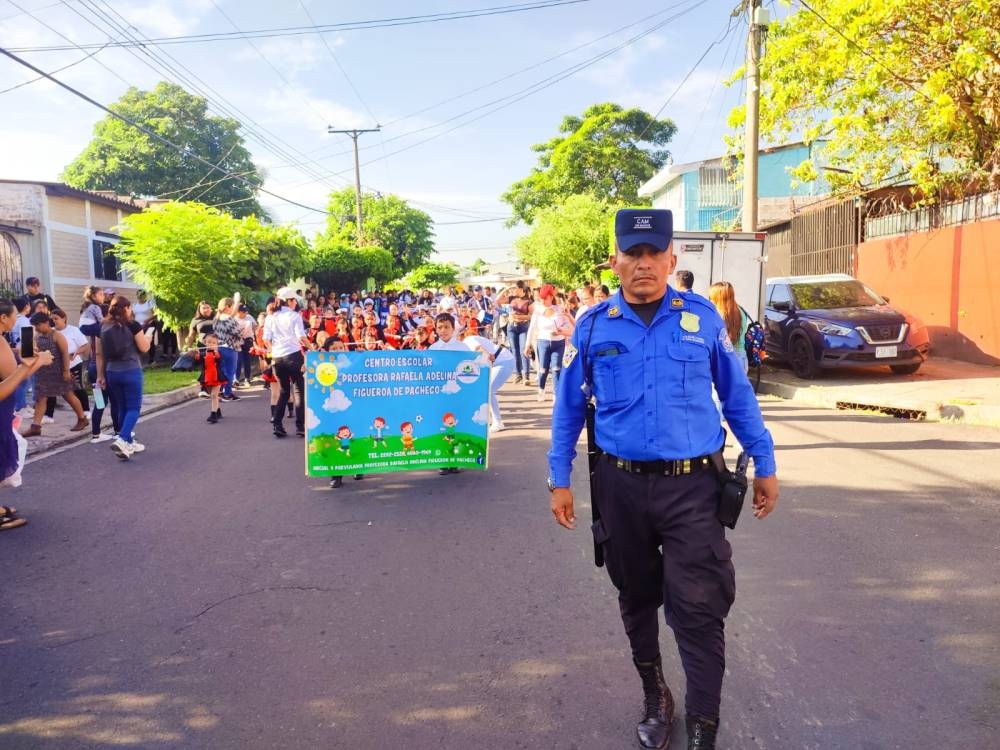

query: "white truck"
(672, 231), (768, 318)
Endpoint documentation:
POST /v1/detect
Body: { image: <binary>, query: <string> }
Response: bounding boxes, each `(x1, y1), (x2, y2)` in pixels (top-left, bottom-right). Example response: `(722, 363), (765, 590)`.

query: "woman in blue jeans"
(96, 295), (150, 460)
(525, 283), (574, 401)
(212, 298), (242, 401)
(504, 284), (534, 385)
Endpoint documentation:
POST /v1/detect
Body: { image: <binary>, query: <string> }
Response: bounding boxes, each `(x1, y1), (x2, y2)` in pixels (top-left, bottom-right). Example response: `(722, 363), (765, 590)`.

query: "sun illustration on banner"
(306, 355), (339, 390)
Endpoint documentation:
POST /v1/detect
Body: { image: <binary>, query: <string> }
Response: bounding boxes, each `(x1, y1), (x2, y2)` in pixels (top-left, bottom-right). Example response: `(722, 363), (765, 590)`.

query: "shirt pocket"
(590, 342), (631, 407)
(665, 337), (712, 398)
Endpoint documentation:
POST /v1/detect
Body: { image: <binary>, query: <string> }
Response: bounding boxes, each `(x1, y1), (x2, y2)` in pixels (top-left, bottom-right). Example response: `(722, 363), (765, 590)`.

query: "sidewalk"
(19, 384), (202, 457)
(757, 356), (1000, 425)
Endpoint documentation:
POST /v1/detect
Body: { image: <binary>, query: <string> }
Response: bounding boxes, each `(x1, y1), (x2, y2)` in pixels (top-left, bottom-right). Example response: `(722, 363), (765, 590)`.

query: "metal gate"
(789, 199), (856, 276)
(0, 232), (24, 297)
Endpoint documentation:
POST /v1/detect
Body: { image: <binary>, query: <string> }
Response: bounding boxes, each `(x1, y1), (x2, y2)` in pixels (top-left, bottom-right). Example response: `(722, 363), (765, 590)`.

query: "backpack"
(744, 316), (766, 367)
(101, 323), (133, 361)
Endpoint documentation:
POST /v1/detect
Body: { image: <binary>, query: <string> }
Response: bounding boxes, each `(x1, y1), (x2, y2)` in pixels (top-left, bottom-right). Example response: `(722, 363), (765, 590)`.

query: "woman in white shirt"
(50, 308), (90, 413)
(525, 284), (574, 402)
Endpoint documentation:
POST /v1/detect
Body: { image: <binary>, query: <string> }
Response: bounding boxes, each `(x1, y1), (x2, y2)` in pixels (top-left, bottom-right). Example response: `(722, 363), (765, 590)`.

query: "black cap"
(614, 208), (673, 252)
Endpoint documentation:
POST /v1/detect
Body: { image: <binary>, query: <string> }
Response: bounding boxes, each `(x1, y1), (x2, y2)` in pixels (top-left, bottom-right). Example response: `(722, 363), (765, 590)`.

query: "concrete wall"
(857, 218), (1000, 364)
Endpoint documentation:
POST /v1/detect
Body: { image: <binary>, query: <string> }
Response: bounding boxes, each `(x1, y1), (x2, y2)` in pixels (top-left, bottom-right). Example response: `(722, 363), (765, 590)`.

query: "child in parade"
(192, 333), (226, 423)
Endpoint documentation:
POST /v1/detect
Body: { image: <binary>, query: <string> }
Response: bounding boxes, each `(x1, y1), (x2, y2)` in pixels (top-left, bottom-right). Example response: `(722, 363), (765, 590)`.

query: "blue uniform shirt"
(547, 287), (776, 487)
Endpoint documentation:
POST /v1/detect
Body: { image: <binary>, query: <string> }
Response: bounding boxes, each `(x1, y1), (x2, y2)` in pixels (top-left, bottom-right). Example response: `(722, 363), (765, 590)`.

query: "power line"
(0, 42), (110, 95)
(9, 1), (590, 53)
(296, 0), (379, 125)
(286, 0), (708, 186)
(0, 45), (332, 215)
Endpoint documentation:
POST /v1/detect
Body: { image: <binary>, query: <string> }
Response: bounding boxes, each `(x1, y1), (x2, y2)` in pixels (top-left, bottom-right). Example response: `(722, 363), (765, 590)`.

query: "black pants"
(593, 461), (734, 720)
(273, 351), (305, 432)
(238, 339), (254, 382)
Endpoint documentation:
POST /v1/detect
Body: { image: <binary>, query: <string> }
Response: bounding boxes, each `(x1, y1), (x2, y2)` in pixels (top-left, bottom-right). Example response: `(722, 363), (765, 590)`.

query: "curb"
(757, 376), (1000, 425)
(25, 384), (202, 457)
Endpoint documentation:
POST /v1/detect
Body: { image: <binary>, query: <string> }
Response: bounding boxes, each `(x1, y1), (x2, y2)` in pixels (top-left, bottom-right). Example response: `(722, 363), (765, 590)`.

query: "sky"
(0, 0), (755, 269)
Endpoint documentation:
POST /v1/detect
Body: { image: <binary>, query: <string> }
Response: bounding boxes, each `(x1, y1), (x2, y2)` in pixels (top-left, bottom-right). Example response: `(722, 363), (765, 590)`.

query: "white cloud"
(441, 379), (460, 395)
(323, 389), (352, 412)
(333, 354), (352, 370)
(305, 406), (320, 429)
(471, 403), (490, 425)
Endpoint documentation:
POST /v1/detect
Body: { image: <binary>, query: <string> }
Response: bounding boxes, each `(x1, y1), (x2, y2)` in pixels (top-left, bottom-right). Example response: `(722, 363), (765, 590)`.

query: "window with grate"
(0, 232), (24, 297)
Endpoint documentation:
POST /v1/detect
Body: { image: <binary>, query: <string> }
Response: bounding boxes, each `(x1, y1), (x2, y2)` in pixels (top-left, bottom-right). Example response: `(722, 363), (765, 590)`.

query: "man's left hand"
(752, 475), (779, 519)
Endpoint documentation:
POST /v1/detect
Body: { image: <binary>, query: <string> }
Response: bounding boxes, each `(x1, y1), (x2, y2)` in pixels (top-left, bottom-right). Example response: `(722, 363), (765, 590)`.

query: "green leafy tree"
(324, 188), (435, 273)
(515, 195), (613, 288)
(63, 82), (267, 218)
(727, 0), (1000, 198)
(113, 202), (307, 329)
(502, 103), (677, 225)
(468, 257), (489, 276)
(402, 262), (460, 291)
(307, 239), (395, 294)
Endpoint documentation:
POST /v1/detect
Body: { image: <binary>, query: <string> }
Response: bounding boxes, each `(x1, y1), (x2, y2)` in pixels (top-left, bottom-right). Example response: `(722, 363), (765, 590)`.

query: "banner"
(304, 350), (490, 476)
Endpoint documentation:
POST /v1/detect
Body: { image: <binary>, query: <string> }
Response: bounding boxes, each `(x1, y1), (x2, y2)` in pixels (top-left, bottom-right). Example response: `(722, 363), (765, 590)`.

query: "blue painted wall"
(758, 144), (829, 197)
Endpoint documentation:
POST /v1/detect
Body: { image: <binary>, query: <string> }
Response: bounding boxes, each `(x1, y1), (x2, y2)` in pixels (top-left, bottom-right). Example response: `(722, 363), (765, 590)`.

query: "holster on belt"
(709, 449), (749, 530)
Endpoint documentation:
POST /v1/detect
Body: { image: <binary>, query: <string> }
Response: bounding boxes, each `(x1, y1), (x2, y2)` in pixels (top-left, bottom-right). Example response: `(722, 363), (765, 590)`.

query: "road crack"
(174, 586), (338, 633)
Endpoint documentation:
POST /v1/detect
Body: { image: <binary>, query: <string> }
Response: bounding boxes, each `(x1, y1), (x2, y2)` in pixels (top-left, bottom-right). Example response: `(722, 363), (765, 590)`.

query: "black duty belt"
(603, 452), (713, 477)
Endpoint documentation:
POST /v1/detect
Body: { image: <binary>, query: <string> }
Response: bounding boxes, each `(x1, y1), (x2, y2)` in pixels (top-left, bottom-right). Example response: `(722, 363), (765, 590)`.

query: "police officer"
(547, 209), (779, 750)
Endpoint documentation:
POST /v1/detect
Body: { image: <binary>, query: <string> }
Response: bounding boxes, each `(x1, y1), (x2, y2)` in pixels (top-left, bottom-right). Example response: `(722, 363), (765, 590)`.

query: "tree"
(307, 239), (395, 294)
(727, 0), (1000, 199)
(515, 195), (613, 288)
(63, 82), (267, 218)
(114, 202), (308, 329)
(502, 103), (677, 225)
(468, 257), (489, 276)
(402, 262), (460, 291)
(324, 188), (435, 273)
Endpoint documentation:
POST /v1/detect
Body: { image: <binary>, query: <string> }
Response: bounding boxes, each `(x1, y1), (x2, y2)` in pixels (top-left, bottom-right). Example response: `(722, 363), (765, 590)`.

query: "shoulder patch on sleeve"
(719, 326), (735, 354)
(563, 342), (578, 367)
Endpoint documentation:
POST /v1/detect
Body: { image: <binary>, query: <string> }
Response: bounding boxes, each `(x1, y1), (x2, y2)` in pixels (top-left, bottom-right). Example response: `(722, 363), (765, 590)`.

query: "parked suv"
(763, 274), (930, 378)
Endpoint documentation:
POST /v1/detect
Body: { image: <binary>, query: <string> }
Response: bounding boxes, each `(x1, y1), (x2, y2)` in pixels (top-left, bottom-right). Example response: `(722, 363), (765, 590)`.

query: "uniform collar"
(607, 287), (686, 326)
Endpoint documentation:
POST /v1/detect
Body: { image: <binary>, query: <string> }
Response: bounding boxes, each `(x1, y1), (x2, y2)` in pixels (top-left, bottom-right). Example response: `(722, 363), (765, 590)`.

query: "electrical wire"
(0, 42), (110, 95)
(0, 45), (333, 214)
(9, 1), (590, 53)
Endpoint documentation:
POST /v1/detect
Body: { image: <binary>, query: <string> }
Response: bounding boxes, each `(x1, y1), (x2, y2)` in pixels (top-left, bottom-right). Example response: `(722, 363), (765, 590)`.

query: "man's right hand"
(551, 487), (576, 530)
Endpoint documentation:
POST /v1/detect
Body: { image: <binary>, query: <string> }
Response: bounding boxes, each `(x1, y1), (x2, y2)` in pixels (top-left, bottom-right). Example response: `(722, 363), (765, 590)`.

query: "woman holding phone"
(0, 298), (55, 529)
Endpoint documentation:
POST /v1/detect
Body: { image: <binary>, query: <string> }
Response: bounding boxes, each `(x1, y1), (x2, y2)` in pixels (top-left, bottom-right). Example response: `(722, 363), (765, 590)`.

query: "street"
(2, 387), (999, 749)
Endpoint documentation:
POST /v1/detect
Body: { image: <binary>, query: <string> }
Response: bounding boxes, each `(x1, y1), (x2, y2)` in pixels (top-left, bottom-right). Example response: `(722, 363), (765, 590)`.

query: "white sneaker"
(41, 416), (55, 424)
(90, 433), (113, 444)
(536, 391), (545, 402)
(130, 441), (145, 453)
(110, 437), (133, 460)
(489, 421), (505, 432)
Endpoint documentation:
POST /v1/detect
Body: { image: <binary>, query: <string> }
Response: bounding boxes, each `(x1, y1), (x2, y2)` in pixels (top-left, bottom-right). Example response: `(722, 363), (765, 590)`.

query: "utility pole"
(742, 0), (768, 232)
(327, 126), (381, 238)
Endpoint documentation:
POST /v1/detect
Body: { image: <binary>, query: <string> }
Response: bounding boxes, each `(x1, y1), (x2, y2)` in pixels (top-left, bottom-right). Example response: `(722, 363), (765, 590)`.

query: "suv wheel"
(789, 333), (819, 379)
(890, 363), (921, 375)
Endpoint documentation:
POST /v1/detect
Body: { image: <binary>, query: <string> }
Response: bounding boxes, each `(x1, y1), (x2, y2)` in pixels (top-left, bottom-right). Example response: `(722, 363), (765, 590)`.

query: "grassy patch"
(142, 367), (200, 395)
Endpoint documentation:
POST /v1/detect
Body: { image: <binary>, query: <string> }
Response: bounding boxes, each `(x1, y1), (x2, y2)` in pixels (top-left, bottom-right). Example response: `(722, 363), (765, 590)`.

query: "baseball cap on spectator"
(104, 288), (115, 296)
(538, 283), (556, 300)
(238, 304), (249, 312)
(614, 208), (673, 253)
(276, 286), (297, 299)
(473, 285), (483, 292)
(25, 276), (40, 286)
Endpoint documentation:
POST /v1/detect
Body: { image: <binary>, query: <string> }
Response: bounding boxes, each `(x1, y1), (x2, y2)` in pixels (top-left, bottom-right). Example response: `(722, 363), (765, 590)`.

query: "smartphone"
(19, 326), (34, 359)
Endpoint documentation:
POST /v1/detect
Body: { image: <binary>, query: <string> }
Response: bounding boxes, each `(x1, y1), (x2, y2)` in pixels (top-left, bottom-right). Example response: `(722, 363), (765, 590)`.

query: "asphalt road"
(1, 386), (998, 749)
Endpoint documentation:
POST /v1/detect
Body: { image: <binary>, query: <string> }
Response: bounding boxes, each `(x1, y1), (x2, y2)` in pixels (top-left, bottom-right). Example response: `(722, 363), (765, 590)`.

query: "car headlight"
(807, 321), (854, 337)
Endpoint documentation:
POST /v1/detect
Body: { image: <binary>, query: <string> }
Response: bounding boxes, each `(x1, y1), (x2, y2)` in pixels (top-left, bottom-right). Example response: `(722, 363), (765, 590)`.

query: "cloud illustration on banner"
(441, 379), (461, 395)
(333, 354), (352, 370)
(471, 403), (490, 425)
(305, 407), (320, 430)
(323, 389), (352, 413)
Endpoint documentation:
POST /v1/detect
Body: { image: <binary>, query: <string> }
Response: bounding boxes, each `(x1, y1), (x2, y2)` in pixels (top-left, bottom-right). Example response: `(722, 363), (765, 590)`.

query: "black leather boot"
(634, 656), (674, 749)
(685, 715), (718, 750)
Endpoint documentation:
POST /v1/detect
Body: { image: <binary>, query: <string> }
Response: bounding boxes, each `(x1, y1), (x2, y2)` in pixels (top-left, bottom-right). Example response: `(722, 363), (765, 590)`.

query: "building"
(0, 179), (160, 314)
(638, 142), (830, 231)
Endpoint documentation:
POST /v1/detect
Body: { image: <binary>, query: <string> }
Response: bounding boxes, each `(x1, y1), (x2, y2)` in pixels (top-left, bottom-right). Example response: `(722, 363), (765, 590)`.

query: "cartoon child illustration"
(336, 425), (353, 455)
(400, 421), (416, 454)
(370, 416), (389, 448)
(441, 412), (457, 442)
